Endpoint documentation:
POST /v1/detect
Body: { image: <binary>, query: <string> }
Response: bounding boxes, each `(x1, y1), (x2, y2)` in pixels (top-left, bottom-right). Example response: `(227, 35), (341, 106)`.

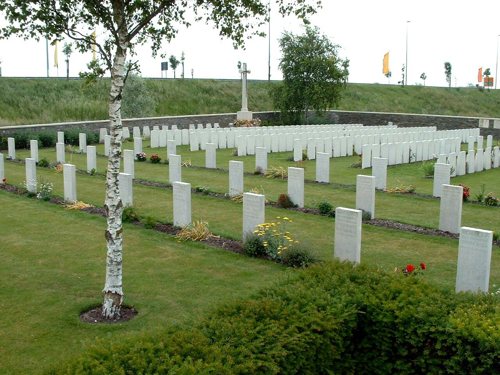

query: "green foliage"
(55, 262), (500, 374)
(317, 201), (333, 215)
(122, 75), (157, 119)
(475, 184), (486, 203)
(279, 245), (317, 268)
(421, 161), (435, 177)
(175, 220), (213, 241)
(484, 192), (499, 206)
(122, 207), (140, 223)
(37, 157), (50, 168)
(142, 216), (157, 229)
(444, 62), (452, 88)
(37, 131), (57, 147)
(272, 26), (349, 124)
(243, 233), (268, 257)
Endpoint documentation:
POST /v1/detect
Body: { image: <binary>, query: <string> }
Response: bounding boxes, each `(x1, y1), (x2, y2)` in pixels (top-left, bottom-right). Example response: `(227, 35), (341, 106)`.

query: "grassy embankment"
(2, 77), (500, 126)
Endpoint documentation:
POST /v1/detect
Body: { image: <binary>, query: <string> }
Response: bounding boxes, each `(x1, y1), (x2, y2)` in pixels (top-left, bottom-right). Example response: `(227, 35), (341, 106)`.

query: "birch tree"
(0, 0), (320, 319)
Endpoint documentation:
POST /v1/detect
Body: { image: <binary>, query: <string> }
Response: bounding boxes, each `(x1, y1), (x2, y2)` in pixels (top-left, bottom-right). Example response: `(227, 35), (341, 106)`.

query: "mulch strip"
(80, 305), (138, 324)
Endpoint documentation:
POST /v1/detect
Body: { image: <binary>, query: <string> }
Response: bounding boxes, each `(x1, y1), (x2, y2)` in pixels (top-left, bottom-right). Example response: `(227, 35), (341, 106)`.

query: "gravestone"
(119, 173), (133, 207)
(133, 126), (141, 138)
(455, 227), (493, 293)
(143, 126), (151, 139)
(167, 140), (176, 160)
(486, 135), (492, 149)
(122, 127), (130, 140)
(56, 142), (65, 163)
(229, 160), (244, 197)
(293, 139), (302, 162)
(402, 142), (410, 164)
(483, 147), (492, 170)
(150, 129), (159, 148)
(25, 158), (37, 193)
(494, 147), (499, 168)
(63, 164), (77, 203)
(288, 167), (304, 208)
(361, 144), (371, 169)
(57, 131), (64, 144)
(439, 184), (463, 234)
(30, 140), (39, 162)
(86, 146), (97, 173)
(448, 152), (457, 177)
(255, 147), (267, 173)
(123, 149), (134, 179)
(99, 128), (107, 143)
(189, 131), (199, 151)
(8, 137), (15, 160)
(315, 152), (330, 183)
(456, 151), (466, 176)
(466, 151), (475, 174)
(218, 131), (227, 149)
(172, 181), (192, 227)
(242, 192), (265, 240)
(168, 154), (182, 183)
(205, 143), (217, 169)
(371, 157), (388, 190)
(182, 129), (190, 145)
(467, 136), (475, 151)
(356, 175), (376, 219)
(159, 129), (167, 147)
(371, 144), (381, 158)
(475, 149), (484, 172)
(307, 139), (316, 160)
(433, 163), (450, 197)
(0, 153), (4, 183)
(133, 137), (142, 160)
(247, 135), (256, 155)
(334, 207), (362, 264)
(237, 136), (247, 156)
(104, 135), (111, 156)
(79, 133), (87, 153)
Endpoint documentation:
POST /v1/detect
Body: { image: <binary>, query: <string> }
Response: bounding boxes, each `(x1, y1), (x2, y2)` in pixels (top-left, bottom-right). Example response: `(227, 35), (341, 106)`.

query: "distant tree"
(273, 26), (349, 124)
(444, 62), (452, 88)
(169, 55), (180, 79)
(180, 51), (185, 79)
(62, 42), (72, 80)
(398, 65), (405, 86)
(420, 72), (427, 86)
(0, 0), (320, 320)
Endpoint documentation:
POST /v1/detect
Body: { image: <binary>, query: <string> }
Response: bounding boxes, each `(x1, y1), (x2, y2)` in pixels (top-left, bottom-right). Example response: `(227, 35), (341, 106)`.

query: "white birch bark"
(102, 2), (128, 319)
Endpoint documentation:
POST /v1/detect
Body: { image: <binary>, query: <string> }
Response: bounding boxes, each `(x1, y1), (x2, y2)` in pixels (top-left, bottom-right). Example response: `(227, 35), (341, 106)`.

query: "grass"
(2, 78), (500, 126)
(1, 144), (499, 373)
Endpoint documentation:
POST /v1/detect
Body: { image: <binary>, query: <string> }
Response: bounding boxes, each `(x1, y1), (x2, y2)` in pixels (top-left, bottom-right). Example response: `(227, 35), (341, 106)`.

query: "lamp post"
(405, 20), (410, 86)
(495, 34), (500, 89)
(267, 0), (271, 82)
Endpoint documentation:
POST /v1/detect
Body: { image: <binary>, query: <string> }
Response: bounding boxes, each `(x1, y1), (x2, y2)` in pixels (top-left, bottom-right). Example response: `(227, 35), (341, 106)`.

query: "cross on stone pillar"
(237, 62), (253, 121)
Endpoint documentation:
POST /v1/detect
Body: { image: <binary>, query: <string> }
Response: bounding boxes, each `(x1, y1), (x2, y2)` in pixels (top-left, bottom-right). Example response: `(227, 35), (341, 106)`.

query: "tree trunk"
(102, 11), (128, 319)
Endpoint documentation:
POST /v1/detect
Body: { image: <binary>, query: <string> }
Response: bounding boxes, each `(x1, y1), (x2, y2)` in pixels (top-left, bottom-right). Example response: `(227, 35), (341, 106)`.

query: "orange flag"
(478, 67), (483, 82)
(383, 52), (389, 75)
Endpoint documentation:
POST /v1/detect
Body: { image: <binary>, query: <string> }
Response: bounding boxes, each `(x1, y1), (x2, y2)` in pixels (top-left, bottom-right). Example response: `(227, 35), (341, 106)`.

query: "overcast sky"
(1, 0), (500, 88)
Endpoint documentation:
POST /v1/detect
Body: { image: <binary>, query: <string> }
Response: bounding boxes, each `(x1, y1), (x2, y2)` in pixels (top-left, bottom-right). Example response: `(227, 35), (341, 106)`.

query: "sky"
(1, 0), (500, 88)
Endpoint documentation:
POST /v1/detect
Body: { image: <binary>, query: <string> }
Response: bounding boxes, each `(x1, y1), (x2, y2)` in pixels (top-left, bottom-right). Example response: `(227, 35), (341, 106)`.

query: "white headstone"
(483, 147), (492, 170)
(56, 142), (65, 163)
(25, 158), (37, 193)
(334, 207), (362, 264)
(172, 181), (192, 227)
(448, 152), (457, 177)
(242, 192), (265, 240)
(433, 163), (451, 197)
(0, 153), (4, 183)
(63, 163), (77, 203)
(189, 131), (199, 151)
(167, 140), (176, 160)
(86, 146), (97, 173)
(466, 151), (475, 174)
(475, 149), (484, 172)
(456, 227), (493, 293)
(30, 140), (39, 163)
(57, 131), (64, 144)
(306, 139), (316, 160)
(133, 137), (142, 160)
(205, 143), (217, 169)
(79, 133), (87, 153)
(361, 144), (371, 169)
(493, 146), (499, 168)
(150, 129), (160, 148)
(123, 149), (134, 179)
(237, 136), (247, 156)
(255, 147), (267, 173)
(316, 152), (330, 183)
(99, 128), (107, 143)
(439, 184), (463, 234)
(143, 126), (151, 139)
(372, 157), (388, 190)
(102, 134), (111, 156)
(486, 135), (493, 149)
(168, 154), (182, 183)
(356, 175), (376, 219)
(229, 160), (244, 197)
(119, 172), (133, 207)
(7, 137), (15, 160)
(293, 139), (303, 162)
(456, 151), (466, 176)
(133, 126), (141, 139)
(288, 167), (304, 208)
(159, 129), (167, 147)
(122, 127), (130, 140)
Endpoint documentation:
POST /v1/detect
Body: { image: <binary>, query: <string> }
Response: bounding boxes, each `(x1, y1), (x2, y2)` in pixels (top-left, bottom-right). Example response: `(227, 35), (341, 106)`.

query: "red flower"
(420, 262), (426, 270)
(405, 264), (415, 273)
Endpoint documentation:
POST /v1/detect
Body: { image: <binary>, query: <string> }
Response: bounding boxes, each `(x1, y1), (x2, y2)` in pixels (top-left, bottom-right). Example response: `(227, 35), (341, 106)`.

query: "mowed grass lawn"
(2, 144), (499, 373)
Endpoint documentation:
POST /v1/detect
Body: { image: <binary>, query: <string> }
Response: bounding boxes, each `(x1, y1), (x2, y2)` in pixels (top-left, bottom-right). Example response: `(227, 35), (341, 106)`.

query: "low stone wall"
(1, 110), (499, 139)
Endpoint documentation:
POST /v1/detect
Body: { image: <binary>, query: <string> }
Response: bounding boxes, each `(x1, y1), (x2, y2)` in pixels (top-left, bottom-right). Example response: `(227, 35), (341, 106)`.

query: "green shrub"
(142, 216), (157, 229)
(484, 193), (499, 206)
(12, 132), (33, 149)
(37, 131), (56, 147)
(122, 207), (140, 223)
(318, 201), (333, 215)
(37, 157), (50, 168)
(421, 161), (435, 177)
(243, 233), (268, 257)
(280, 246), (317, 268)
(53, 262), (500, 374)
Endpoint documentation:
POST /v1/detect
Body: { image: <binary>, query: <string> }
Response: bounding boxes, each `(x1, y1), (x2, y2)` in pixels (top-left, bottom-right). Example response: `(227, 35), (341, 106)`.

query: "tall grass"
(1, 77), (500, 126)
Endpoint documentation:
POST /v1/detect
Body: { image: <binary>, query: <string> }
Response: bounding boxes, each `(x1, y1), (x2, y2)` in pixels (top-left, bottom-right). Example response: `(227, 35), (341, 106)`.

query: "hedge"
(50, 261), (499, 374)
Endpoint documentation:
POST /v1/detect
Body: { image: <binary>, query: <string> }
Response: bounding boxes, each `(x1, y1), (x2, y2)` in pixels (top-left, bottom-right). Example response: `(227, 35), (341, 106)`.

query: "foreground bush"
(51, 262), (499, 374)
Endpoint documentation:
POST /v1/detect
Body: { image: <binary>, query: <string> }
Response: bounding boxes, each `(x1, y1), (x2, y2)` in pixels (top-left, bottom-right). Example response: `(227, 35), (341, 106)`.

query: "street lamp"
(267, 0), (271, 82)
(405, 20), (410, 86)
(495, 34), (500, 89)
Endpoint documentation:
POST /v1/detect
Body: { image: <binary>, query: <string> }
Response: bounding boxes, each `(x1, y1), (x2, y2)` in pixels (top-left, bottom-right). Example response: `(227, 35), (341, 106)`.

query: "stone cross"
(237, 62), (253, 121)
